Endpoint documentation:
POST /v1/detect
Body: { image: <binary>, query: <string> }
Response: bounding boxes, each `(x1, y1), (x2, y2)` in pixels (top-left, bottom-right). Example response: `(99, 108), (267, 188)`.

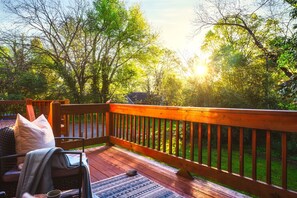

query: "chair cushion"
(0, 127), (16, 175)
(1, 167), (20, 182)
(14, 114), (55, 164)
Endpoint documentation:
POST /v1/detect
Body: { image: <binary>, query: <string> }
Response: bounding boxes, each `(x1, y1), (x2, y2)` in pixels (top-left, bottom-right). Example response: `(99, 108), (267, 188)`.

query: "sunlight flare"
(195, 65), (208, 76)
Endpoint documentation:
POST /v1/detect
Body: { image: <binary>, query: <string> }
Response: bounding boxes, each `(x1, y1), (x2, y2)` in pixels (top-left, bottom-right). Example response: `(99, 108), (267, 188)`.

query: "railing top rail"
(110, 103), (297, 114)
(109, 103), (297, 133)
(0, 100), (25, 105)
(60, 103), (109, 114)
(31, 99), (69, 103)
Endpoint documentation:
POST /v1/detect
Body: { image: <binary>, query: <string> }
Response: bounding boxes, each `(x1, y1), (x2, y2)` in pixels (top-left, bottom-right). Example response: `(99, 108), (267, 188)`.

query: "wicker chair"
(0, 127), (85, 197)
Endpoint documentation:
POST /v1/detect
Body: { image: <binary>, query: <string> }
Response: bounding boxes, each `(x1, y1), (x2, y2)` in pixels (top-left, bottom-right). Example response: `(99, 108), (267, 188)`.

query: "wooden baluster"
(147, 117), (150, 147)
(217, 125), (221, 170)
(65, 114), (69, 137)
(38, 102), (41, 117)
(282, 132), (287, 189)
(117, 114), (120, 138)
(198, 123), (202, 164)
(190, 122), (194, 161)
(157, 119), (161, 151)
(123, 114), (126, 139)
(228, 127), (232, 173)
(252, 129), (257, 180)
(266, 131), (271, 184)
(120, 114), (123, 139)
(175, 121), (180, 157)
(96, 113), (99, 137)
(72, 114), (75, 137)
(133, 115), (137, 143)
(152, 118), (155, 149)
(78, 114), (82, 137)
(126, 114), (129, 140)
(113, 114), (115, 137)
(91, 113), (94, 138)
(84, 114), (88, 139)
(121, 114), (126, 139)
(169, 120), (173, 154)
(182, 121), (186, 159)
(239, 128), (244, 176)
(163, 119), (167, 152)
(207, 124), (211, 167)
(142, 117), (146, 146)
(138, 116), (141, 144)
(102, 113), (105, 137)
(130, 115), (133, 142)
(114, 114), (118, 137)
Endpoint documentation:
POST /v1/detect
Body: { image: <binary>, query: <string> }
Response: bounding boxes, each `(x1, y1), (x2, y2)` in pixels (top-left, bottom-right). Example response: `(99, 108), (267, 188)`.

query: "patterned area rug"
(92, 173), (182, 198)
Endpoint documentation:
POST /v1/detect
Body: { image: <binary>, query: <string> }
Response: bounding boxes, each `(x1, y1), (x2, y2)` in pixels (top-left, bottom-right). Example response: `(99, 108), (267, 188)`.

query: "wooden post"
(61, 99), (70, 136)
(50, 101), (61, 138)
(25, 98), (36, 121)
(105, 105), (114, 146)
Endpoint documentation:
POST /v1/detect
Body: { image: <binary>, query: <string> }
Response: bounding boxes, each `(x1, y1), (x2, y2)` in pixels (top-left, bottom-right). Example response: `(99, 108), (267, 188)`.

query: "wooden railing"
(26, 99), (70, 121)
(0, 100), (26, 119)
(107, 104), (297, 198)
(50, 103), (297, 198)
(50, 102), (110, 149)
(0, 99), (69, 121)
(1, 100), (297, 197)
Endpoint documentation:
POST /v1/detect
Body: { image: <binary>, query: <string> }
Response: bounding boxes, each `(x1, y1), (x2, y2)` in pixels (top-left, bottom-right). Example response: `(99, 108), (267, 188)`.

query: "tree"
(139, 47), (184, 105)
(0, 33), (48, 99)
(2, 0), (94, 103)
(87, 0), (157, 102)
(201, 21), (283, 108)
(194, 0), (293, 108)
(1, 0), (158, 103)
(275, 0), (297, 108)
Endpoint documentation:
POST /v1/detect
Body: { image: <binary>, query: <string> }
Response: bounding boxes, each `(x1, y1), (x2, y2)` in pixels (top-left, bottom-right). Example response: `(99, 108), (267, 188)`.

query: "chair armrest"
(0, 153), (26, 176)
(54, 137), (85, 152)
(55, 150), (83, 166)
(0, 153), (26, 160)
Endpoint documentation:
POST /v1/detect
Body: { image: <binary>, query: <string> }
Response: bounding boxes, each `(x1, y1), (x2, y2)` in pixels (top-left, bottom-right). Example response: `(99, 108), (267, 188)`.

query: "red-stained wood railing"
(26, 98), (70, 120)
(0, 99), (69, 121)
(46, 102), (297, 197)
(0, 100), (26, 119)
(2, 100), (297, 197)
(107, 104), (297, 198)
(50, 102), (109, 149)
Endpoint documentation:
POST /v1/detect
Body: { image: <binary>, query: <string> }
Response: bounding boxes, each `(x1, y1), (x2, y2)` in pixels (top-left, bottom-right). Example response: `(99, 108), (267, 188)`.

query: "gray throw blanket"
(16, 147), (92, 198)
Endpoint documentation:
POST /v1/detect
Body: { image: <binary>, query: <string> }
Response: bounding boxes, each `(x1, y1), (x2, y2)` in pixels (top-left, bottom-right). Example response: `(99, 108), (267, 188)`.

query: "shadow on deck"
(85, 146), (250, 198)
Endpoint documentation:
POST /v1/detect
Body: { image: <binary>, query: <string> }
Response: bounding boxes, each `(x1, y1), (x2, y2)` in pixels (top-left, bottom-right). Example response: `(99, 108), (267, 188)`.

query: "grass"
(176, 143), (297, 192)
(135, 132), (297, 192)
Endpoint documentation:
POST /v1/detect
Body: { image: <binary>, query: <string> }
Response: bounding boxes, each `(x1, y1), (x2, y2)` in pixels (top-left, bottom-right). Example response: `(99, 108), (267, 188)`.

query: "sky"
(0, 0), (204, 60)
(126, 0), (204, 60)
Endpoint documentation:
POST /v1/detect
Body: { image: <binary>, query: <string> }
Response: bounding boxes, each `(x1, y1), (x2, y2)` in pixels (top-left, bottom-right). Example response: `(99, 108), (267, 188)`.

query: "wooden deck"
(85, 146), (250, 198)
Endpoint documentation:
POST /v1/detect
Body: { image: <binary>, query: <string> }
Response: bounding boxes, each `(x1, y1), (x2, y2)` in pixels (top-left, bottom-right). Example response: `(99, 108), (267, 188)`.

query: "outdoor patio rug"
(92, 172), (183, 198)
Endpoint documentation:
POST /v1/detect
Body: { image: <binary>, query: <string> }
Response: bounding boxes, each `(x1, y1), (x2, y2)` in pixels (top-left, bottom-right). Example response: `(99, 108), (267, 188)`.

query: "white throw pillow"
(14, 114), (55, 164)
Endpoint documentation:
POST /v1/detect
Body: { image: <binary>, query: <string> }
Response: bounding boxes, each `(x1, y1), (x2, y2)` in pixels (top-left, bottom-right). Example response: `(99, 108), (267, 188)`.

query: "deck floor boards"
(85, 146), (250, 198)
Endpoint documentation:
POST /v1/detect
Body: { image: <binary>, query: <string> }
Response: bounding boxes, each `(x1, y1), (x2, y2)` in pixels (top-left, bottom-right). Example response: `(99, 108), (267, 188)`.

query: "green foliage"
(1, 0), (297, 110)
(17, 71), (48, 97)
(87, 0), (157, 103)
(195, 14), (283, 108)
